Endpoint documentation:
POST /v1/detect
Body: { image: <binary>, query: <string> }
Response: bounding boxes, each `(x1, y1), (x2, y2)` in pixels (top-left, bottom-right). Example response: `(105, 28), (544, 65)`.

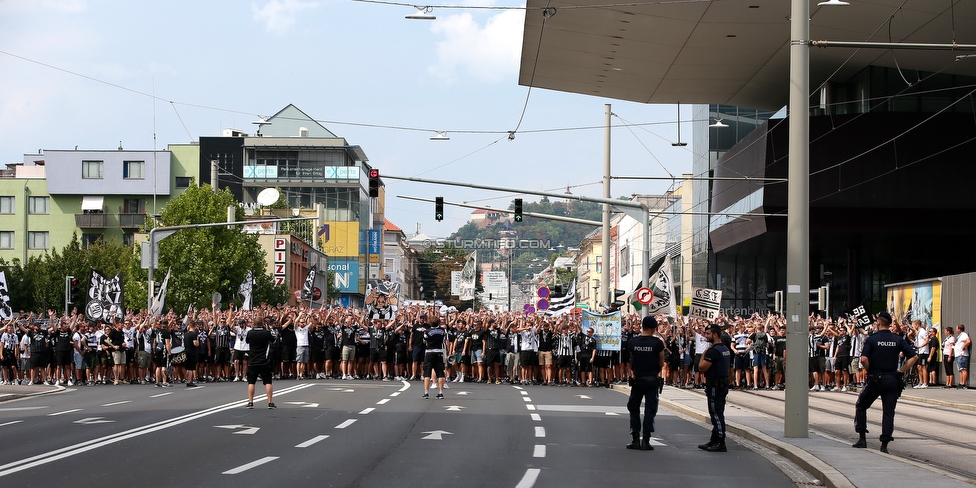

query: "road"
(0, 380), (795, 488)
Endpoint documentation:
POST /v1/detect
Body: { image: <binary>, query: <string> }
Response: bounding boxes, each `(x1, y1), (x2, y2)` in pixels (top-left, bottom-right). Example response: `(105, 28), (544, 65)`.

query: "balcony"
(74, 213), (147, 230)
(118, 213), (147, 229)
(76, 213), (107, 228)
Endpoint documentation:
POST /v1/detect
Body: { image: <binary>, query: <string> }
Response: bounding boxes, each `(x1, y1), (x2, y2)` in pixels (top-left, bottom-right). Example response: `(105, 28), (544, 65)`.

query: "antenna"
(256, 188), (280, 216)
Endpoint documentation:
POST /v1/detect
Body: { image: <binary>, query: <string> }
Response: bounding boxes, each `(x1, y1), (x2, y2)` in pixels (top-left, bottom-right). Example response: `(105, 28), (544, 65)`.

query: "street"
(0, 380), (793, 488)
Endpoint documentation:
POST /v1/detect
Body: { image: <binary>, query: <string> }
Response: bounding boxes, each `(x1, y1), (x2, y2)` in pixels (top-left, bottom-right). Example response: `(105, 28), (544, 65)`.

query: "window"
(81, 233), (102, 248)
(123, 199), (141, 214)
(82, 160), (104, 179)
(175, 177), (191, 188)
(123, 160), (145, 179)
(28, 231), (48, 249)
(0, 231), (12, 249)
(28, 196), (49, 215)
(385, 258), (395, 270)
(122, 234), (134, 246)
(619, 246), (630, 277)
(0, 197), (13, 214)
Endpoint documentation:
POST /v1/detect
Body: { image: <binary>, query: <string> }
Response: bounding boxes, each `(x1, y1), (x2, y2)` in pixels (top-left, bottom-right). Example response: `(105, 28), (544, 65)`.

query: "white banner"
(0, 271), (12, 320)
(238, 270), (254, 311)
(451, 271), (461, 296)
(459, 251), (476, 301)
(85, 269), (124, 324)
(149, 268), (171, 318)
(689, 287), (723, 321)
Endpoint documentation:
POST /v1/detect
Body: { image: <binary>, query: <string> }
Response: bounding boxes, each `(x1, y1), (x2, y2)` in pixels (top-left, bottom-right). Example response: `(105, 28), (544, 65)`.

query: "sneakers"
(840, 387), (848, 392)
(810, 385), (819, 391)
(155, 383), (162, 388)
(436, 393), (444, 400)
(186, 382), (198, 388)
(246, 402), (253, 409)
(268, 402), (277, 409)
(422, 392), (430, 399)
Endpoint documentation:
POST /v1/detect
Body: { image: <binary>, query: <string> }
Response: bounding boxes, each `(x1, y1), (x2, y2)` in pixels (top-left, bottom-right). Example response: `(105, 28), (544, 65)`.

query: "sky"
(0, 0), (696, 241)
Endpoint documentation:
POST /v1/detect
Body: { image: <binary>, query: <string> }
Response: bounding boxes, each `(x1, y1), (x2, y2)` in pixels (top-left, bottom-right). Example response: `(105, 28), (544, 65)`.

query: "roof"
(520, 0), (976, 111)
(384, 219), (403, 233)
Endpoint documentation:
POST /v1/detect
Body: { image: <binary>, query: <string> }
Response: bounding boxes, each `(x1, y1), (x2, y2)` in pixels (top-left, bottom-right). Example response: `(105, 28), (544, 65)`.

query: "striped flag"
(149, 268), (171, 318)
(300, 264), (317, 302)
(238, 270), (254, 310)
(0, 271), (12, 320)
(545, 281), (576, 317)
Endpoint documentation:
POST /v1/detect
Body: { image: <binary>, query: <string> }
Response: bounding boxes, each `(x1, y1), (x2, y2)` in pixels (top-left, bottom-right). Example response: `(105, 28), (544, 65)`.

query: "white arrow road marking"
(214, 425), (260, 435)
(283, 402), (319, 408)
(516, 468), (541, 488)
(335, 419), (357, 429)
(648, 437), (667, 447)
(444, 405), (465, 411)
(295, 435), (329, 448)
(101, 401), (131, 407)
(575, 395), (592, 399)
(0, 421), (23, 427)
(223, 456), (278, 475)
(421, 430), (453, 440)
(533, 445), (546, 458)
(48, 409), (82, 416)
(74, 418), (114, 425)
(535, 426), (546, 438)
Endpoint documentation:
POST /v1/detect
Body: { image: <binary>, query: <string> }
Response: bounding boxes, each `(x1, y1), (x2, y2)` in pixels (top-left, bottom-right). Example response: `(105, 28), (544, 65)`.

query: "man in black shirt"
(183, 321), (200, 387)
(245, 312), (276, 409)
(698, 323), (731, 452)
(422, 314), (447, 399)
(626, 316), (665, 451)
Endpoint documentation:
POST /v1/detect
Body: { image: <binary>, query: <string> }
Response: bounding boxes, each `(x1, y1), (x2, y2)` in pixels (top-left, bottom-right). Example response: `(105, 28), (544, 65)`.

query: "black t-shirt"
(280, 325), (297, 349)
(246, 327), (274, 367)
(702, 343), (731, 381)
(55, 329), (74, 352)
(629, 334), (664, 377)
(538, 330), (554, 352)
(424, 327), (446, 350)
(184, 330), (199, 357)
(467, 330), (484, 351)
(411, 323), (428, 347)
(835, 335), (852, 357)
(773, 335), (787, 357)
(341, 326), (358, 347)
(311, 328), (326, 350)
(862, 329), (916, 374)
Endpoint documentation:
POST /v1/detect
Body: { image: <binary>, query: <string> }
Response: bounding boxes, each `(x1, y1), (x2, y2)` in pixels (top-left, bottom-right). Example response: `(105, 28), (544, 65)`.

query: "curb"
(612, 385), (854, 488)
(0, 385), (65, 403)
(899, 394), (976, 412)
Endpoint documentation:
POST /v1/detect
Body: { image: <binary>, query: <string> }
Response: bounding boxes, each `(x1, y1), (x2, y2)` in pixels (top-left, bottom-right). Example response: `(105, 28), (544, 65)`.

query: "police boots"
(626, 433), (641, 450)
(852, 432), (867, 449)
(698, 434), (718, 450)
(705, 439), (727, 452)
(640, 432), (654, 451)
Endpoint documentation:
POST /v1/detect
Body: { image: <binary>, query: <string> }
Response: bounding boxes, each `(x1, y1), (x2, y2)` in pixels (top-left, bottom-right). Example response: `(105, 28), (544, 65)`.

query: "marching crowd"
(0, 303), (970, 392)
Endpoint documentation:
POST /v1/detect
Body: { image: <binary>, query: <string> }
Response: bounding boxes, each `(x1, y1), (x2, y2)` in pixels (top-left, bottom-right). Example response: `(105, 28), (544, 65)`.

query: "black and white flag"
(85, 269), (124, 324)
(238, 270), (255, 310)
(300, 264), (317, 302)
(643, 254), (676, 317)
(0, 271), (12, 320)
(149, 268), (171, 318)
(545, 281), (576, 317)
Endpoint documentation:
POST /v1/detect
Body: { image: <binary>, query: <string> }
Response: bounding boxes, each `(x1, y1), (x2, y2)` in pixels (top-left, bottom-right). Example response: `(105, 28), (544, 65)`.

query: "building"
(469, 208), (506, 229)
(382, 219), (420, 301)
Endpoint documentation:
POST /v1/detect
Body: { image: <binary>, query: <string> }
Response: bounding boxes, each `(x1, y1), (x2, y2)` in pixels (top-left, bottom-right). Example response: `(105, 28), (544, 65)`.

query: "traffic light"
(817, 286), (828, 311)
(514, 198), (523, 222)
(610, 288), (625, 309)
(435, 197), (444, 221)
(67, 276), (80, 304)
(368, 168), (380, 198)
(774, 290), (783, 313)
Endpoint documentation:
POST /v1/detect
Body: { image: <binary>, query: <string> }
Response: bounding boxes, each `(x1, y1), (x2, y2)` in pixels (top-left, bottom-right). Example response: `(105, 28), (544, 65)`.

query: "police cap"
(641, 316), (657, 331)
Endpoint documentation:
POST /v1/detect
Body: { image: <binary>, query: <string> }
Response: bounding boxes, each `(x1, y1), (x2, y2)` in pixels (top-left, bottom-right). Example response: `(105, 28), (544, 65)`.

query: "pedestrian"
(422, 313), (447, 399)
(852, 311), (917, 453)
(625, 316), (665, 451)
(245, 312), (276, 409)
(953, 324), (970, 389)
(697, 323), (731, 452)
(942, 326), (955, 389)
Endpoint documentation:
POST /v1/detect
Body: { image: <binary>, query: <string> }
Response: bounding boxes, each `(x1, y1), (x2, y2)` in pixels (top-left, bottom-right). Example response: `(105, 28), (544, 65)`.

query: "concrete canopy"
(519, 0), (976, 111)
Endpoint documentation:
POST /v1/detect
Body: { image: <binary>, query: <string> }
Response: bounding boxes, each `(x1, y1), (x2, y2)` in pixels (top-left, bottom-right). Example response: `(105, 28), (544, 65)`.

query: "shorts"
(472, 349), (484, 364)
(692, 354), (702, 372)
(73, 351), (85, 370)
(458, 353), (470, 365)
(619, 348), (630, 364)
(917, 356), (928, 367)
(84, 351), (98, 370)
(835, 356), (851, 372)
(423, 352), (446, 379)
(557, 355), (573, 369)
(848, 358), (860, 374)
(593, 356), (611, 369)
(280, 346), (296, 363)
(196, 351), (210, 364)
(214, 348), (231, 365)
(577, 355), (592, 373)
(111, 350), (127, 365)
(30, 352), (49, 369)
(944, 356), (954, 376)
(824, 357), (834, 372)
(325, 346), (339, 362)
(153, 351), (167, 368)
(412, 346), (426, 363)
(520, 351), (538, 367)
(808, 356), (826, 374)
(296, 346), (309, 363)
(538, 351), (553, 366)
(369, 349), (385, 363)
(734, 354), (750, 371)
(310, 348), (325, 364)
(483, 349), (500, 365)
(56, 350), (73, 367)
(774, 357), (785, 375)
(247, 363), (273, 385)
(136, 351), (152, 369)
(753, 353), (768, 368)
(356, 344), (369, 359)
(341, 345), (356, 361)
(183, 354), (197, 372)
(957, 356), (971, 371)
(233, 350), (248, 362)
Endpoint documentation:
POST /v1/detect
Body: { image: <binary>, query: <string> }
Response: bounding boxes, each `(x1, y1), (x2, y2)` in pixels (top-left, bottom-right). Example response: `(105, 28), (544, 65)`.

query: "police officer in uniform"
(698, 323), (731, 452)
(852, 311), (917, 453)
(626, 316), (666, 451)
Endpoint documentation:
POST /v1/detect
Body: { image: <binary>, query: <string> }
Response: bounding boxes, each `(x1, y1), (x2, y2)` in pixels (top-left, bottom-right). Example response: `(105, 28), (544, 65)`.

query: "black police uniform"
(854, 328), (916, 447)
(701, 339), (731, 450)
(627, 333), (665, 450)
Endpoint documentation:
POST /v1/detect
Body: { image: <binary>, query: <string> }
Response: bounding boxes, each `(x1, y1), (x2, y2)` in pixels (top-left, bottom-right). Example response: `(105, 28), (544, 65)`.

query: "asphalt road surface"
(0, 380), (794, 487)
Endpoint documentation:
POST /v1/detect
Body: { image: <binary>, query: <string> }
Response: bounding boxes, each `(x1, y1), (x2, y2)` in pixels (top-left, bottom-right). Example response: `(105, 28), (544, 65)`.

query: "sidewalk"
(613, 384), (975, 488)
(0, 383), (64, 402)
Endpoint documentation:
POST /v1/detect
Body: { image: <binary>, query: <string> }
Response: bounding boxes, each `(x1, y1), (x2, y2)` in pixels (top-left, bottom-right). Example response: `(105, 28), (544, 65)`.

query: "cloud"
(428, 9), (525, 84)
(252, 0), (318, 33)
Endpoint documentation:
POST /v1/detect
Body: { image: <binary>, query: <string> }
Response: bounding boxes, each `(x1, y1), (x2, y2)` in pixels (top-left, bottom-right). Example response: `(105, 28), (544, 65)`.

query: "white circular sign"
(636, 287), (654, 305)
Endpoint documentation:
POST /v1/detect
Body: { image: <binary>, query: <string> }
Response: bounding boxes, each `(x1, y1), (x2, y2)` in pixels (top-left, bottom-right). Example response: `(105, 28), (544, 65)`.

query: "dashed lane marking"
(359, 408), (375, 415)
(222, 456), (278, 475)
(100, 401), (131, 407)
(526, 405), (536, 411)
(376, 399), (390, 405)
(516, 468), (540, 488)
(535, 426), (545, 438)
(48, 409), (81, 416)
(530, 414), (541, 421)
(533, 445), (546, 458)
(335, 419), (357, 429)
(295, 435), (329, 448)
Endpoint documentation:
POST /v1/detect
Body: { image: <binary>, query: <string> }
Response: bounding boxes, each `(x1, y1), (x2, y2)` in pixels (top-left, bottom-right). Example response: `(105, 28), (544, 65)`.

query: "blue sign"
(369, 230), (381, 254)
(327, 258), (360, 293)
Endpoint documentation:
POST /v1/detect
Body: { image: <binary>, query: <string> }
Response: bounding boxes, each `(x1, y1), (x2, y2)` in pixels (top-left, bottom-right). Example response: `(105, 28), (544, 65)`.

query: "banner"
(365, 279), (400, 320)
(886, 280), (941, 329)
(300, 264), (317, 302)
(844, 304), (873, 330)
(238, 270), (255, 311)
(0, 271), (12, 320)
(451, 271), (461, 296)
(545, 281), (576, 317)
(689, 287), (723, 321)
(644, 254), (676, 317)
(149, 268), (171, 318)
(583, 310), (621, 351)
(85, 269), (124, 324)
(459, 251), (476, 301)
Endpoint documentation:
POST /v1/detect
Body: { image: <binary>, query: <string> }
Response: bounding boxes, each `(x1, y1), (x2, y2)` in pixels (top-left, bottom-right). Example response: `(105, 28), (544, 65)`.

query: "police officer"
(698, 323), (731, 452)
(852, 311), (917, 453)
(626, 316), (666, 451)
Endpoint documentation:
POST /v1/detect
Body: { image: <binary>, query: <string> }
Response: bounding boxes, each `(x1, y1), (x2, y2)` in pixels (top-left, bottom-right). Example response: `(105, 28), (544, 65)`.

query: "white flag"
(238, 270), (255, 310)
(645, 254), (676, 318)
(545, 281), (576, 317)
(459, 251), (476, 301)
(0, 271), (12, 320)
(149, 268), (171, 318)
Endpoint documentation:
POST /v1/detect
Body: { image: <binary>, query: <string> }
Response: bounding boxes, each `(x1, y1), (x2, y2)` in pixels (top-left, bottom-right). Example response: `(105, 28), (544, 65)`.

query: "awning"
(81, 196), (104, 211)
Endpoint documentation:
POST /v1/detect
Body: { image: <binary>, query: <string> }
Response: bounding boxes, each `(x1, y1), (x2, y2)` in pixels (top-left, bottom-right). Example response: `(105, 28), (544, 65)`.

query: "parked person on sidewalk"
(625, 315), (665, 451)
(942, 326), (955, 389)
(697, 323), (731, 453)
(912, 321), (930, 389)
(852, 311), (917, 454)
(925, 327), (939, 387)
(954, 324), (970, 389)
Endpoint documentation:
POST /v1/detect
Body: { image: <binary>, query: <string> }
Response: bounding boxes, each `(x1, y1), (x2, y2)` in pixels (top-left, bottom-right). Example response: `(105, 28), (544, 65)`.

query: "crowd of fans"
(0, 304), (969, 391)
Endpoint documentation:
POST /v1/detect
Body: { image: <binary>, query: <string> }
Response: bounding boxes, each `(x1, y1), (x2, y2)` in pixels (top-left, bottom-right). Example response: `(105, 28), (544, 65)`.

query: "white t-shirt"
(954, 332), (970, 358)
(915, 329), (930, 354)
(943, 336), (955, 358)
(295, 323), (309, 347)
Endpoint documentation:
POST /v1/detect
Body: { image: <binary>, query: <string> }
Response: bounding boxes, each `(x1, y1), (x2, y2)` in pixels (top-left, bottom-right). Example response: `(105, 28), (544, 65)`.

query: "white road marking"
(359, 408), (375, 415)
(576, 395), (592, 399)
(533, 444), (546, 458)
(150, 392), (172, 398)
(445, 405), (465, 411)
(100, 401), (131, 407)
(295, 435), (330, 448)
(0, 407), (47, 412)
(222, 456), (278, 475)
(535, 426), (545, 438)
(421, 430), (452, 440)
(335, 419), (357, 429)
(526, 404), (536, 411)
(48, 409), (81, 416)
(456, 391), (470, 395)
(74, 418), (114, 425)
(605, 412), (619, 416)
(520, 391), (528, 396)
(522, 397), (531, 402)
(390, 392), (401, 397)
(284, 402), (319, 408)
(398, 380), (410, 391)
(530, 413), (541, 421)
(534, 404), (634, 415)
(513, 386), (523, 390)
(0, 421), (23, 427)
(516, 468), (541, 488)
(214, 425), (260, 435)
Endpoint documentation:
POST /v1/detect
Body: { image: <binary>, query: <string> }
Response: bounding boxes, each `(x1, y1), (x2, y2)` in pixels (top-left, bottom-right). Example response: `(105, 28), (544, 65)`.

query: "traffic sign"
(635, 287), (654, 305)
(537, 286), (550, 299)
(312, 287), (322, 301)
(523, 304), (536, 314)
(537, 298), (550, 311)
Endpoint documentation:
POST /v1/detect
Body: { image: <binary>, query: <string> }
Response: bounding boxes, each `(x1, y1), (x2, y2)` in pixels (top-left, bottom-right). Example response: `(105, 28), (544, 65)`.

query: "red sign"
(312, 287), (322, 301)
(537, 287), (550, 299)
(636, 287), (654, 305)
